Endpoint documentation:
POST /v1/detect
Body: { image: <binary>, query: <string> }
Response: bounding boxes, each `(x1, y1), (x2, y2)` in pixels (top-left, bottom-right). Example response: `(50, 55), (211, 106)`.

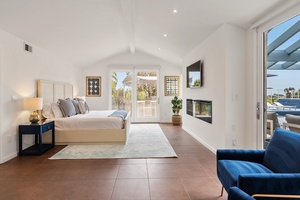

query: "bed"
(38, 79), (131, 144)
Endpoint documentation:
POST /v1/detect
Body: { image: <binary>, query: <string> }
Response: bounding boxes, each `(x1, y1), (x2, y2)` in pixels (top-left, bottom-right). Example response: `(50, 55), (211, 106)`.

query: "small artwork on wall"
(165, 76), (180, 96)
(86, 76), (101, 97)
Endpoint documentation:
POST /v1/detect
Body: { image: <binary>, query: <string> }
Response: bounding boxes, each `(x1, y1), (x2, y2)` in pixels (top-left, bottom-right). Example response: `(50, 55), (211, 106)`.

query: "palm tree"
(289, 87), (295, 98)
(284, 88), (292, 98)
(112, 72), (118, 93)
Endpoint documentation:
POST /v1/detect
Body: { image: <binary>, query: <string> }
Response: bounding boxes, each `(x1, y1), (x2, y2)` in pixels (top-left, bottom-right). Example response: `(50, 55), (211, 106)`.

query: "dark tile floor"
(0, 124), (227, 200)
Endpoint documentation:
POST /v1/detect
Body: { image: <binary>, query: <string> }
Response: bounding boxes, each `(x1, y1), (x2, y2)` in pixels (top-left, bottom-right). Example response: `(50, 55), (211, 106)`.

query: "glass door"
(111, 71), (132, 114)
(261, 14), (300, 148)
(135, 70), (159, 122)
(110, 68), (160, 123)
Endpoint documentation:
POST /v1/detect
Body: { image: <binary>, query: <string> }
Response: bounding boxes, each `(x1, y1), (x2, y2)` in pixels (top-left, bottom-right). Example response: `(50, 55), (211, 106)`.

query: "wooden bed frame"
(38, 79), (131, 145)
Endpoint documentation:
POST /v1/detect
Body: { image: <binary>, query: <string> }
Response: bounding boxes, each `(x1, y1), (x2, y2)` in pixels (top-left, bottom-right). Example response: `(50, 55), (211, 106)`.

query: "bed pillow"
(71, 99), (81, 114)
(85, 101), (90, 112)
(42, 103), (55, 119)
(79, 101), (88, 114)
(58, 99), (76, 117)
(51, 103), (64, 118)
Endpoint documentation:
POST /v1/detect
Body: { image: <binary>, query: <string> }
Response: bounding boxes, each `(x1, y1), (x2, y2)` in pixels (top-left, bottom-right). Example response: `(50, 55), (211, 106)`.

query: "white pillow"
(42, 103), (55, 119)
(79, 101), (88, 114)
(51, 103), (64, 118)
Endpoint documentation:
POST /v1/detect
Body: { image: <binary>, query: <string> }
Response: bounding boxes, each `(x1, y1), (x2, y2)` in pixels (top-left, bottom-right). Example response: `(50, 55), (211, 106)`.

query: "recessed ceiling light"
(173, 9), (178, 13)
(164, 34), (167, 37)
(158, 47), (161, 50)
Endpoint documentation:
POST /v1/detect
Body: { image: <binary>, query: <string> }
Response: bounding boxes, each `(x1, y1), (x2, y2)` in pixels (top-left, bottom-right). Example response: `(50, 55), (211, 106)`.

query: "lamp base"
(29, 111), (40, 124)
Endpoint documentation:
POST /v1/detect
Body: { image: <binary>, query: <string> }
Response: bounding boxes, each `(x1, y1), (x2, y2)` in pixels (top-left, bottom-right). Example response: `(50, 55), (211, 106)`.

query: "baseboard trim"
(2, 152), (18, 164)
(182, 126), (216, 154)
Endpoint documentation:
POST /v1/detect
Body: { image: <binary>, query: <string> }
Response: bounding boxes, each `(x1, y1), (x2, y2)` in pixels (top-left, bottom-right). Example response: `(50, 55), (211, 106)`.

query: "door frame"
(0, 46), (3, 163)
(134, 68), (160, 123)
(108, 66), (160, 123)
(255, 3), (300, 149)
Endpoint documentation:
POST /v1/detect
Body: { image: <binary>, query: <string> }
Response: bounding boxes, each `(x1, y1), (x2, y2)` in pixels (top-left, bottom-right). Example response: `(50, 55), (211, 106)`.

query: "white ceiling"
(0, 0), (287, 67)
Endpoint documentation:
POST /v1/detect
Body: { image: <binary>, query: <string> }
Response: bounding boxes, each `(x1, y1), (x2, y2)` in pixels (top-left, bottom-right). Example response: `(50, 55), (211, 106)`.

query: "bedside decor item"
(86, 76), (101, 97)
(171, 96), (182, 125)
(24, 97), (43, 124)
(165, 76), (180, 96)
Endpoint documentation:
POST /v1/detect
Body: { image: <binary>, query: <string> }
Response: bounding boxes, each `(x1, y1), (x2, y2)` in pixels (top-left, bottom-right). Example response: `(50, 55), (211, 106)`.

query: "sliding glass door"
(110, 68), (160, 123)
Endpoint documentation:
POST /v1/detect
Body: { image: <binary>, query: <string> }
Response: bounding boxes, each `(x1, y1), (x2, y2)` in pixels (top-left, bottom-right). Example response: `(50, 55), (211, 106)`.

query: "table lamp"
(24, 97), (43, 124)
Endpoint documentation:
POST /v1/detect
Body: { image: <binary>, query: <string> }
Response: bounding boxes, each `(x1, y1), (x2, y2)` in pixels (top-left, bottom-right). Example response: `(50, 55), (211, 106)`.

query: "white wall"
(81, 51), (182, 123)
(0, 29), (81, 163)
(224, 24), (247, 148)
(182, 24), (247, 152)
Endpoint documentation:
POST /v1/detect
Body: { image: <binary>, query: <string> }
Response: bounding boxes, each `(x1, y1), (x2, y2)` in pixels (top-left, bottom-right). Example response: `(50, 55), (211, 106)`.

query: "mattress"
(49, 110), (125, 131)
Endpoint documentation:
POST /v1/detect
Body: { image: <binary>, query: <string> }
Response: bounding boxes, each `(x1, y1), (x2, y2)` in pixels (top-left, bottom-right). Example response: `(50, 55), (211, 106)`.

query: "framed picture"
(86, 76), (101, 97)
(165, 76), (180, 96)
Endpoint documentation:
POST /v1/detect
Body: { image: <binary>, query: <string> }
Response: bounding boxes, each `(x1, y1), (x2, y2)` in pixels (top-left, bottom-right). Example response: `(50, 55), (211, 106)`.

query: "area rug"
(49, 124), (177, 159)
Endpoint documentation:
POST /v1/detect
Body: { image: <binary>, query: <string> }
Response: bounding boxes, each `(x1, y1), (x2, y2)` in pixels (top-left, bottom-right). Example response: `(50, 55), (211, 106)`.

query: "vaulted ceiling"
(0, 0), (287, 67)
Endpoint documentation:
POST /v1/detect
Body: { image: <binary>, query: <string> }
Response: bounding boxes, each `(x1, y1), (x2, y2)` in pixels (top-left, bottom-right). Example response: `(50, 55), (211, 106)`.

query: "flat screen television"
(186, 60), (202, 88)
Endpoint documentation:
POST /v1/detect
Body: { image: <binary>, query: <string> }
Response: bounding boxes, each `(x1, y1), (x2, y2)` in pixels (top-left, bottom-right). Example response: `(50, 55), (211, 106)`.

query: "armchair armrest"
(217, 149), (265, 163)
(238, 173), (300, 195)
(229, 186), (300, 200)
(228, 187), (255, 200)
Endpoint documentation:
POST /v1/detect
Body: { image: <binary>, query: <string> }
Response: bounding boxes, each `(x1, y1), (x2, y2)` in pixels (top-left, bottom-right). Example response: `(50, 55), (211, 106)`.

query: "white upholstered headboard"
(37, 79), (73, 103)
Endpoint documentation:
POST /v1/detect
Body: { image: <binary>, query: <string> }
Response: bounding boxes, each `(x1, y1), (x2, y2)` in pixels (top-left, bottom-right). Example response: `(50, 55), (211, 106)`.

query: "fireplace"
(186, 99), (193, 116)
(194, 100), (212, 123)
(186, 99), (212, 123)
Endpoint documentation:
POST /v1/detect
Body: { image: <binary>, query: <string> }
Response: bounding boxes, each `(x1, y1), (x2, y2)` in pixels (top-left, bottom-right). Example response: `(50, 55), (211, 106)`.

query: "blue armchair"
(217, 128), (300, 198)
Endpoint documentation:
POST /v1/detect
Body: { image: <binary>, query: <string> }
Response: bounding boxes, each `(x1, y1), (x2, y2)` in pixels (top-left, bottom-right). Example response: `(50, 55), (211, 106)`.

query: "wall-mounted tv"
(186, 60), (202, 88)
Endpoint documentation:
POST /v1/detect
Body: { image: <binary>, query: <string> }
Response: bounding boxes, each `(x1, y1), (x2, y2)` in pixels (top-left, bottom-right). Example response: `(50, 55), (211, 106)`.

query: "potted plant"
(171, 96), (182, 125)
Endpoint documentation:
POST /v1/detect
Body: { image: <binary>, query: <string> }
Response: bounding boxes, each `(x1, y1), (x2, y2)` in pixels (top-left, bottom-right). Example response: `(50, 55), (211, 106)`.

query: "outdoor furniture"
(266, 112), (280, 139)
(267, 102), (276, 110)
(217, 128), (300, 198)
(283, 114), (300, 133)
(274, 102), (296, 110)
(228, 187), (300, 200)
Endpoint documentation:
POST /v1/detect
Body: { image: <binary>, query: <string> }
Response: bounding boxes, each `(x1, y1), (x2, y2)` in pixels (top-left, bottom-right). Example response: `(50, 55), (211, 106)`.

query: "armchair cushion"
(218, 160), (273, 192)
(263, 128), (300, 173)
(285, 114), (300, 133)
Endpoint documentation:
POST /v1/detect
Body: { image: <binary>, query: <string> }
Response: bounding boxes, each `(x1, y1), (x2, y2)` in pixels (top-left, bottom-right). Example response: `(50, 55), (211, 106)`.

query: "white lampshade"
(24, 97), (43, 110)
(75, 96), (86, 101)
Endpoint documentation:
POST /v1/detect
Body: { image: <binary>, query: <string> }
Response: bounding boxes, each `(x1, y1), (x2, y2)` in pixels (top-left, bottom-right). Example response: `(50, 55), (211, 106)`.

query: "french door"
(257, 11), (300, 149)
(110, 67), (160, 123)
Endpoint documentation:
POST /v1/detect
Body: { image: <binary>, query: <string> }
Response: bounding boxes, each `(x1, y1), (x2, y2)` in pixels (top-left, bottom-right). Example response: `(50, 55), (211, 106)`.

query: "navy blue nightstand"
(19, 121), (55, 155)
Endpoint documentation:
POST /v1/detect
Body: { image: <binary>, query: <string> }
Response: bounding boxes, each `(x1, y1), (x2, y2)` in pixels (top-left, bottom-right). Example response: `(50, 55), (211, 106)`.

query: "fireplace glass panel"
(194, 100), (212, 123)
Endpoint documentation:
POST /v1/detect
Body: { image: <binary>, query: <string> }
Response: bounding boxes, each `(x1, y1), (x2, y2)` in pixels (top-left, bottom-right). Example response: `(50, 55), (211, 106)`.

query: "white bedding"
(49, 110), (124, 131)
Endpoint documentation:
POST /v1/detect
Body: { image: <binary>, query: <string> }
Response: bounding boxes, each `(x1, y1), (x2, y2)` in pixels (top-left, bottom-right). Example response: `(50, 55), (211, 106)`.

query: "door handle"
(256, 102), (260, 120)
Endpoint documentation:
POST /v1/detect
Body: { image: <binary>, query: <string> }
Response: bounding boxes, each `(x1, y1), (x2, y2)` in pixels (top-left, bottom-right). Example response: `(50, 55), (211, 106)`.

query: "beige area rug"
(49, 124), (177, 159)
